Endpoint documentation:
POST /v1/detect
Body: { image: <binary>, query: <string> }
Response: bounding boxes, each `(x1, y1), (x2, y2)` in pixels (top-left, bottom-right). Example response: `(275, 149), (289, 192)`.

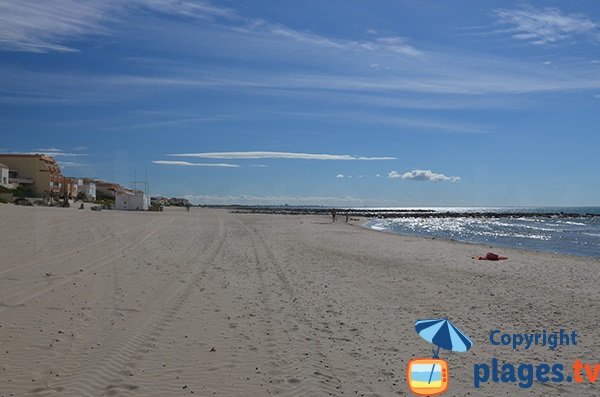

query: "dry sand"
(1, 204), (599, 396)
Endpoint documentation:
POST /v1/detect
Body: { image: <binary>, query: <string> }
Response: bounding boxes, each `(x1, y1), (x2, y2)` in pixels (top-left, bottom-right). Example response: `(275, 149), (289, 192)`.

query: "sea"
(363, 207), (600, 258)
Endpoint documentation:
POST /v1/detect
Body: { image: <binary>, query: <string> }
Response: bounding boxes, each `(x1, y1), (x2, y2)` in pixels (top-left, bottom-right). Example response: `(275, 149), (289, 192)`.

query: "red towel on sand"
(477, 252), (507, 261)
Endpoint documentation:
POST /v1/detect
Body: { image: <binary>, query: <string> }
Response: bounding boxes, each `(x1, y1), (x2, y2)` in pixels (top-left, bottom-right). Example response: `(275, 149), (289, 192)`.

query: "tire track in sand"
(22, 214), (198, 393)
(29, 213), (226, 397)
(232, 216), (343, 396)
(0, 217), (169, 312)
(0, 217), (161, 277)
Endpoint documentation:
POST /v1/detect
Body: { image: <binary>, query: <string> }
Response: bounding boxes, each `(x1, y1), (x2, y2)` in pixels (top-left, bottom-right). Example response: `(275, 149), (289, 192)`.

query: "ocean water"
(364, 207), (600, 258)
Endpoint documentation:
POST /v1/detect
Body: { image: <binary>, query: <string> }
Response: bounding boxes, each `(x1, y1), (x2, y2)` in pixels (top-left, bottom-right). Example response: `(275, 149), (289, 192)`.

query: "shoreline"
(358, 218), (600, 261)
(230, 206), (600, 219)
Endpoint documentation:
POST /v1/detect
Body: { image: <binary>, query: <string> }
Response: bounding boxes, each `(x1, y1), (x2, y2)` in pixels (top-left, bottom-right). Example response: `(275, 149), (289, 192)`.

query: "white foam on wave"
(583, 232), (600, 238)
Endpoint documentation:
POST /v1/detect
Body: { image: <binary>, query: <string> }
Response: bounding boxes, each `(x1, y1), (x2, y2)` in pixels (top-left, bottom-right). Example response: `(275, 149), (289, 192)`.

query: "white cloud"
(57, 161), (83, 168)
(152, 160), (239, 167)
(494, 5), (598, 45)
(375, 174), (381, 177)
(336, 174), (344, 178)
(393, 169), (460, 182)
(168, 151), (396, 160)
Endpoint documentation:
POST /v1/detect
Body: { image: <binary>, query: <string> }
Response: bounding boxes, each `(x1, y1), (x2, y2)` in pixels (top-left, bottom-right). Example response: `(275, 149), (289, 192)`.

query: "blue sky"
(1, 1), (599, 206)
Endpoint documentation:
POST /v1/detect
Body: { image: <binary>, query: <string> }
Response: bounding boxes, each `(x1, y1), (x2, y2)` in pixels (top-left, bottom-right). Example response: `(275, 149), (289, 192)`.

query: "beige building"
(63, 177), (79, 199)
(0, 154), (63, 196)
(95, 180), (126, 199)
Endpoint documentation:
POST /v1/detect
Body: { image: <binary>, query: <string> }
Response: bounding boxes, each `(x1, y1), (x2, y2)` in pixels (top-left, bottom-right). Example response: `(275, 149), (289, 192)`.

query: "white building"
(77, 179), (96, 201)
(0, 163), (9, 189)
(115, 190), (149, 211)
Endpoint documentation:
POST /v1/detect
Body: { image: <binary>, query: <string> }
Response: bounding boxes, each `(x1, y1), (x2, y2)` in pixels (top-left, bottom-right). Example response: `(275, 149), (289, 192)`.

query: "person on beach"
(331, 208), (336, 223)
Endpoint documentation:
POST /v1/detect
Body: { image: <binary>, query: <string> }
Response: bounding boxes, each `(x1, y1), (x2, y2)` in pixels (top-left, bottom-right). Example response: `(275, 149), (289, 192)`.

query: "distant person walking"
(186, 203), (191, 212)
(331, 208), (337, 223)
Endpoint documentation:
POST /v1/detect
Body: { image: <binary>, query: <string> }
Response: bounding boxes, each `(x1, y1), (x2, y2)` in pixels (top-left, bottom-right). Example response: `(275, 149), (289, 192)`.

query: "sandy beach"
(1, 204), (599, 396)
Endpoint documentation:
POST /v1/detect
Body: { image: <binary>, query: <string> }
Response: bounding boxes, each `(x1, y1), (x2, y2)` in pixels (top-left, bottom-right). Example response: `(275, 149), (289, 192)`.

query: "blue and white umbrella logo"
(414, 318), (472, 384)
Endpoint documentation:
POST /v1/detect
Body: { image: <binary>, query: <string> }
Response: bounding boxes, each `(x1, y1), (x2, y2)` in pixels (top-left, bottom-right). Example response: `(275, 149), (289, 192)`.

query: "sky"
(1, 0), (599, 206)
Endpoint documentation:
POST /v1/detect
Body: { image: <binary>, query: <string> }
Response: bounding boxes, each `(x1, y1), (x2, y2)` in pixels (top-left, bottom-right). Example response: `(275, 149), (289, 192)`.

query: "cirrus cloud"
(168, 151), (396, 161)
(0, 0), (236, 53)
(0, 0), (421, 59)
(28, 147), (88, 157)
(493, 5), (599, 45)
(152, 160), (239, 167)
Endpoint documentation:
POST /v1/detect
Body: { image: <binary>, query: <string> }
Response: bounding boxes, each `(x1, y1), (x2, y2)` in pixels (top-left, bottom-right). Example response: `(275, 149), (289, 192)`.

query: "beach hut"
(115, 190), (149, 211)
